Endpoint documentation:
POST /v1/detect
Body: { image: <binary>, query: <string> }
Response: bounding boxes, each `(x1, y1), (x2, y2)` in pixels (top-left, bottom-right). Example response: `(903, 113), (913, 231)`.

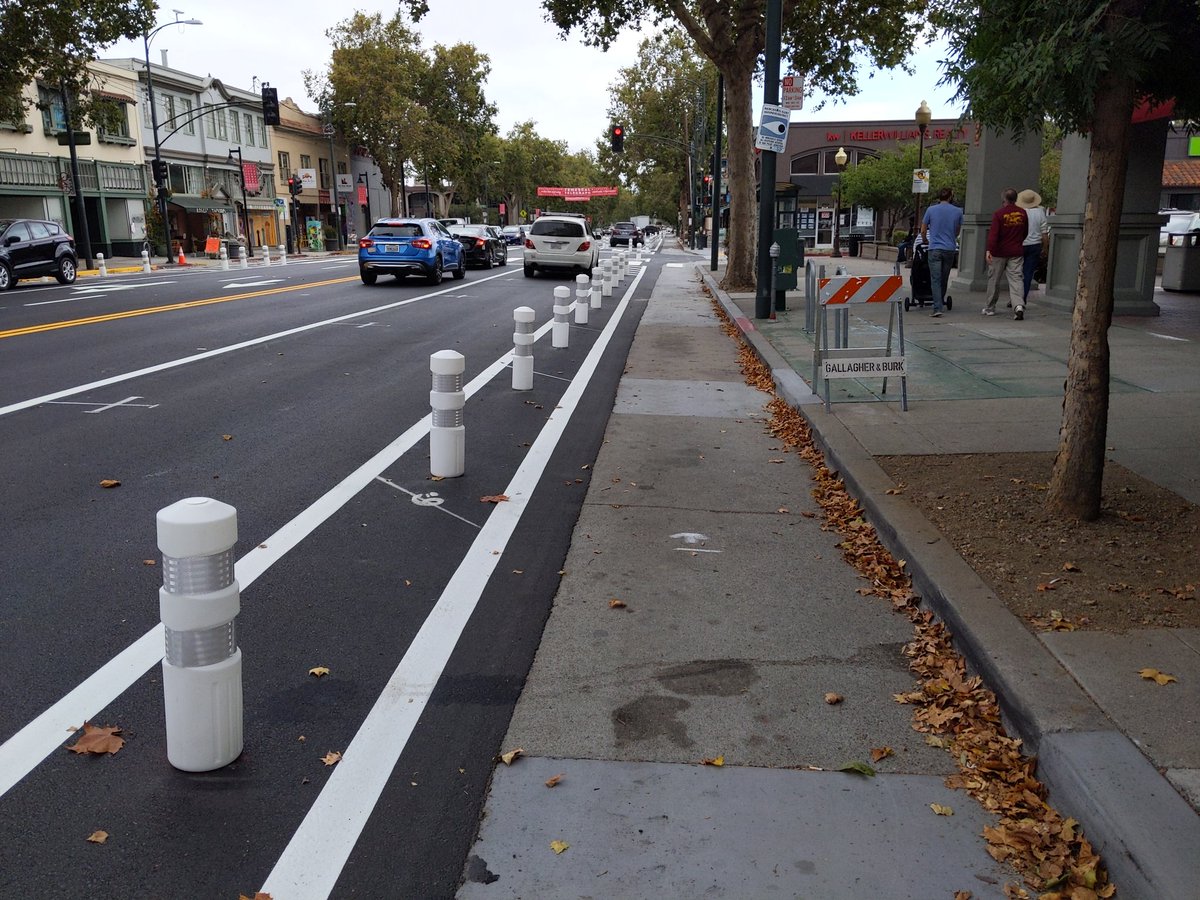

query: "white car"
(523, 212), (599, 278)
(1160, 209), (1200, 253)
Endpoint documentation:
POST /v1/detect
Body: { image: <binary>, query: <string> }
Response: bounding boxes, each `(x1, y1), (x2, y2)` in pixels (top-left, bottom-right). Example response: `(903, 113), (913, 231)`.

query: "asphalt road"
(0, 245), (658, 898)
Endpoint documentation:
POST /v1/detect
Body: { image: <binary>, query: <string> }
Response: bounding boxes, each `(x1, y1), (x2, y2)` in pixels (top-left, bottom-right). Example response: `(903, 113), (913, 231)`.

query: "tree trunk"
(1045, 72), (1136, 521)
(721, 62), (757, 290)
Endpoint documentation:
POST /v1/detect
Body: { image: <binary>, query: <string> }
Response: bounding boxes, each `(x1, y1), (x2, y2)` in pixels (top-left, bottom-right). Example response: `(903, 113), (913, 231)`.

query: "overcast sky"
(105, 2), (963, 153)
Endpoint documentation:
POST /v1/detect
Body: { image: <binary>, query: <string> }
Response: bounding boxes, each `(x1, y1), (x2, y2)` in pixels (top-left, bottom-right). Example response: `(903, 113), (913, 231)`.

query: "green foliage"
(839, 139), (968, 237)
(0, 0), (156, 125)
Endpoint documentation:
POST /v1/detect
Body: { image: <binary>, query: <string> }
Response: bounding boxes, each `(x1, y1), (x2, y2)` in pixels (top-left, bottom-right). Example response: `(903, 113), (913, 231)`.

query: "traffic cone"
(177, 246), (186, 266)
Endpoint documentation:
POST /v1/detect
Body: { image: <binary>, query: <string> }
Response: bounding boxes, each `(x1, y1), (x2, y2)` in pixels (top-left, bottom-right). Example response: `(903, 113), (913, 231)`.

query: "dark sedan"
(451, 225), (508, 268)
(0, 217), (78, 290)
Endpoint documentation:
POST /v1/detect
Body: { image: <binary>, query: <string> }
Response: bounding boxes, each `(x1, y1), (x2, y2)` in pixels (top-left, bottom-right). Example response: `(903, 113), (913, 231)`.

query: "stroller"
(904, 242), (953, 311)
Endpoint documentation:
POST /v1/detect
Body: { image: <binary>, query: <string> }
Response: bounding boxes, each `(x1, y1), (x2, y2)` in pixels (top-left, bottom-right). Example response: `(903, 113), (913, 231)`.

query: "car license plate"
(385, 243), (399, 253)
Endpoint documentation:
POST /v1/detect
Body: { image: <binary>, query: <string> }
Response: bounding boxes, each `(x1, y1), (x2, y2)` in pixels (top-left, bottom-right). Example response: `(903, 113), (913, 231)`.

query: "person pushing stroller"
(920, 187), (964, 317)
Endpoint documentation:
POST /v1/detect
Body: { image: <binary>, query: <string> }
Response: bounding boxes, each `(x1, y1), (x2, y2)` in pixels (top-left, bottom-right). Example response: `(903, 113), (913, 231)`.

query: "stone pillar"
(950, 128), (1042, 294)
(1044, 118), (1167, 316)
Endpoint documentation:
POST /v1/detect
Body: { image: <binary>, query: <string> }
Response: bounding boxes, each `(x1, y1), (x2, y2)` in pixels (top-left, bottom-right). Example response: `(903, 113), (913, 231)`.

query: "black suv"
(0, 218), (78, 290)
(609, 221), (643, 248)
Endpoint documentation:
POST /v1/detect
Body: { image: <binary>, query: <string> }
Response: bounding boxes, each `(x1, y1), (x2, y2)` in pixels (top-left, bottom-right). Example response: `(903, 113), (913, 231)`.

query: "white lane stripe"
(0, 311), (555, 800)
(260, 260), (647, 900)
(0, 269), (516, 420)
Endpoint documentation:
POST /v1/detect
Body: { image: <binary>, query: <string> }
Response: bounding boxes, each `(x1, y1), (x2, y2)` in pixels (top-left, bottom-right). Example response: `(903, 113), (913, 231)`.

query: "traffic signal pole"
(755, 0), (783, 319)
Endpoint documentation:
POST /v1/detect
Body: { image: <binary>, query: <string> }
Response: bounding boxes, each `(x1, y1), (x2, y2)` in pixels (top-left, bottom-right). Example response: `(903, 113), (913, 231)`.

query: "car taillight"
(578, 241), (591, 251)
(358, 237), (373, 249)
(475, 238), (487, 248)
(412, 238), (433, 249)
(524, 238), (535, 249)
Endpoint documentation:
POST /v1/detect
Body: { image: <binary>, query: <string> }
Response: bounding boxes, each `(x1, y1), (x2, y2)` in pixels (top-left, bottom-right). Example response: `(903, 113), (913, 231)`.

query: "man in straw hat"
(982, 188), (1028, 319)
(1016, 188), (1050, 306)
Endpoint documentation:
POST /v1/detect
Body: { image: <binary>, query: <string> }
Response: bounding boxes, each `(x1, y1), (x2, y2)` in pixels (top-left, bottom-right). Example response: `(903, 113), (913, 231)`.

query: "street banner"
(536, 186), (619, 200)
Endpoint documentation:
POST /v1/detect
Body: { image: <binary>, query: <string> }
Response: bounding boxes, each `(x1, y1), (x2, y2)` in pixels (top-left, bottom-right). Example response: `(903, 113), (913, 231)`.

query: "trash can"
(848, 234), (861, 257)
(1162, 232), (1200, 292)
(225, 241), (241, 260)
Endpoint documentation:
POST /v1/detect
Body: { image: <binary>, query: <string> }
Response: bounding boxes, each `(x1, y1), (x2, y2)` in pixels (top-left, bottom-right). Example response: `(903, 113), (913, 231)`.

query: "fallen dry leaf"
(824, 692), (844, 705)
(222, 434), (233, 441)
(769, 458), (785, 464)
(308, 666), (330, 678)
(99, 479), (121, 489)
(870, 746), (894, 762)
(479, 494), (509, 504)
(1138, 667), (1178, 686)
(701, 755), (724, 767)
(1062, 562), (1081, 572)
(500, 747), (524, 765)
(321, 751), (342, 766)
(142, 559), (156, 566)
(608, 598), (627, 609)
(512, 569), (524, 575)
(238, 894), (273, 900)
(549, 840), (569, 855)
(545, 774), (564, 788)
(86, 830), (109, 844)
(67, 723), (125, 755)
(931, 803), (954, 816)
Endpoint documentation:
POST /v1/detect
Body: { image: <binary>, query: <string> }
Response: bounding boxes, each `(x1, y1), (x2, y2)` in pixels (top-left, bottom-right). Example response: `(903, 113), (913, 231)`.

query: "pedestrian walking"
(921, 187), (964, 317)
(982, 188), (1028, 319)
(1016, 188), (1050, 304)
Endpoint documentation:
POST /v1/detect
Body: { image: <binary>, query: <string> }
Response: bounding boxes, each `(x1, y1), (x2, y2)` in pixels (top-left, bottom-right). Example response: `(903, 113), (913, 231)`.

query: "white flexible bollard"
(219, 246), (229, 271)
(512, 306), (535, 391)
(601, 259), (613, 297)
(574, 273), (590, 325)
(620, 250), (629, 279)
(141, 249), (152, 273)
(552, 285), (571, 349)
(279, 243), (287, 266)
(591, 267), (602, 309)
(157, 497), (242, 772)
(615, 251), (625, 282)
(97, 253), (108, 277)
(262, 246), (271, 267)
(239, 245), (248, 270)
(430, 350), (466, 478)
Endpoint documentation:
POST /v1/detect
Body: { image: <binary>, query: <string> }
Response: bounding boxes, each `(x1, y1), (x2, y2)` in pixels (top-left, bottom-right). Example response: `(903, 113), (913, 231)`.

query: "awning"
(169, 196), (234, 214)
(243, 198), (282, 211)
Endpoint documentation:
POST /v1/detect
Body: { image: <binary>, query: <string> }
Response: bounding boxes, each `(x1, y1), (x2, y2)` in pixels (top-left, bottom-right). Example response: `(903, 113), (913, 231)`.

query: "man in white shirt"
(1016, 189), (1050, 304)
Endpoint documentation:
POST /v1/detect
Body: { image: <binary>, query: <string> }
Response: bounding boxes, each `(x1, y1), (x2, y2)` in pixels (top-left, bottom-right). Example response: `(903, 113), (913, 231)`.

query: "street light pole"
(143, 13), (202, 265)
(914, 99), (931, 242)
(227, 146), (253, 258)
(831, 146), (847, 258)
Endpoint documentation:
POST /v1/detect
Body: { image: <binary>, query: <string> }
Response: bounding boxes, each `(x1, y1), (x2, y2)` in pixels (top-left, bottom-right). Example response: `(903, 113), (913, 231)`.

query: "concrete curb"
(698, 265), (1200, 900)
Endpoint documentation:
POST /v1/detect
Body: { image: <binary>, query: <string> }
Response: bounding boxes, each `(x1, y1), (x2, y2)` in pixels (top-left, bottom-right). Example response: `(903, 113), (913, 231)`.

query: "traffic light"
(610, 124), (624, 153)
(151, 158), (168, 187)
(288, 175), (302, 196)
(261, 85), (280, 126)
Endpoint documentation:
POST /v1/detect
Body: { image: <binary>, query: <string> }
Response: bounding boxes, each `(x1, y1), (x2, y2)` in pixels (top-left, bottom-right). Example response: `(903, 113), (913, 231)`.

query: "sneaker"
(981, 307), (995, 316)
(930, 311), (943, 318)
(1014, 305), (1024, 320)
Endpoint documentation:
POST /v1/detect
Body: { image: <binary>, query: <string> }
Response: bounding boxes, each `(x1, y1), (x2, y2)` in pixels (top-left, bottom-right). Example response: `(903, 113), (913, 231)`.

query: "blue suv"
(358, 218), (466, 285)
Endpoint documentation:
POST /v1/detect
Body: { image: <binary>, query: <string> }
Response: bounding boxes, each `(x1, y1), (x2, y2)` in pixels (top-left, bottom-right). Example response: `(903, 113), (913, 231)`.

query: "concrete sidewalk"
(463, 248), (1200, 899)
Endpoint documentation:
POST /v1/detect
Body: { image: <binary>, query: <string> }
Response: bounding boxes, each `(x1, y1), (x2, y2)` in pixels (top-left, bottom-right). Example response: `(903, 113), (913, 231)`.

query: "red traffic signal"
(610, 124), (625, 153)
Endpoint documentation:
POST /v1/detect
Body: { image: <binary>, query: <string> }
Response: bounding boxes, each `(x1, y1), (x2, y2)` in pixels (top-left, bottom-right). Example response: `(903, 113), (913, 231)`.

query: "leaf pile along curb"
(710, 294), (1113, 899)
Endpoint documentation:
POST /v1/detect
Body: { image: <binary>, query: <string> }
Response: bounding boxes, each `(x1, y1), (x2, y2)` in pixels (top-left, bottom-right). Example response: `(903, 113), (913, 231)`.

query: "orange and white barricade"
(813, 273), (909, 412)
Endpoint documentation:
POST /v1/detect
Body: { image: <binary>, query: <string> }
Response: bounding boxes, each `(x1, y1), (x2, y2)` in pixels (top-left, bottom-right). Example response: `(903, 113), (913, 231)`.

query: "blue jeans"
(1022, 244), (1041, 301)
(928, 248), (955, 312)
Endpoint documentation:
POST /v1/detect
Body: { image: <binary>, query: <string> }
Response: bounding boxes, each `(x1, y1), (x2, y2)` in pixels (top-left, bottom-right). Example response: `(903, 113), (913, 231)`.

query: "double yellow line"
(0, 276), (357, 340)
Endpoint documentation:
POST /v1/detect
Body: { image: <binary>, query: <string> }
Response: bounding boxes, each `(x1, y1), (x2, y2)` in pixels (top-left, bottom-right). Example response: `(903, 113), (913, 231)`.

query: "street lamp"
(831, 146), (848, 258)
(914, 99), (931, 240)
(226, 147), (252, 259)
(143, 12), (202, 264)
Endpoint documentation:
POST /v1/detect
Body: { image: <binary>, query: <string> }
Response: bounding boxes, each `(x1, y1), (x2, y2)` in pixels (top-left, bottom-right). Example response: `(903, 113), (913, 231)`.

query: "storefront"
(167, 196), (236, 255)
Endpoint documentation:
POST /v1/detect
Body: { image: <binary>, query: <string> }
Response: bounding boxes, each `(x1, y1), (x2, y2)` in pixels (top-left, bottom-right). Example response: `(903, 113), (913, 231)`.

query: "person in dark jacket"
(982, 188), (1029, 319)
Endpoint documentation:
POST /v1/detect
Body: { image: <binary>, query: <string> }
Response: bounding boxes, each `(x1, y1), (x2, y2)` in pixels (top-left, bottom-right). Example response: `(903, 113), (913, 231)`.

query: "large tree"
(0, 0), (156, 126)
(936, 0), (1200, 519)
(537, 0), (923, 290)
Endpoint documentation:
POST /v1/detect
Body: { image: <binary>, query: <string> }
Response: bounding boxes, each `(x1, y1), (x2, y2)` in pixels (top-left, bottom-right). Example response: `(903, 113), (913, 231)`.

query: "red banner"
(357, 184), (367, 205)
(537, 186), (619, 201)
(241, 162), (260, 193)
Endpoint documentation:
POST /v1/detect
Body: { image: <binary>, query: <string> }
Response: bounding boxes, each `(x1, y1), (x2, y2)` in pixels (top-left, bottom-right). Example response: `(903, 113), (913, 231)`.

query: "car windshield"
(371, 224), (424, 238)
(453, 226), (487, 237)
(502, 226), (519, 234)
(532, 220), (585, 238)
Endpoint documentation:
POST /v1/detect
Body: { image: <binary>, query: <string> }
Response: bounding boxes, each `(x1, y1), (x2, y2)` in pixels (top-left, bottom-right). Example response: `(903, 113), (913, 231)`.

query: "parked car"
(358, 218), (466, 285)
(609, 221), (644, 248)
(0, 217), (77, 290)
(451, 224), (508, 268)
(438, 218), (467, 228)
(523, 212), (598, 278)
(642, 224), (659, 236)
(501, 225), (523, 246)
(1160, 209), (1200, 253)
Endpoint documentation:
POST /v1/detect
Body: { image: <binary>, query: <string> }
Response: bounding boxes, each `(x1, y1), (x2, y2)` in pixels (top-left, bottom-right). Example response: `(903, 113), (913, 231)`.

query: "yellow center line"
(0, 276), (358, 341)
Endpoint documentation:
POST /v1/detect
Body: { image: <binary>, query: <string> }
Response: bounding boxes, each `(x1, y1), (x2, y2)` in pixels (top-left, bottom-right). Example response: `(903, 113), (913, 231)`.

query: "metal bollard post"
(97, 253), (108, 277)
(279, 243), (287, 266)
(552, 285), (571, 348)
(770, 242), (780, 314)
(601, 260), (613, 297)
(429, 350), (466, 477)
(141, 249), (152, 273)
(219, 246), (229, 271)
(575, 273), (590, 324)
(512, 306), (535, 391)
(591, 267), (602, 309)
(157, 497), (243, 772)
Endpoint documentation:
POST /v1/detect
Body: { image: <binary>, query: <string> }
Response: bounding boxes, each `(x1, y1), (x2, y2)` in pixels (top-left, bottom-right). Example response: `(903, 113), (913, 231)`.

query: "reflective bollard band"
(430, 350), (466, 477)
(512, 306), (535, 391)
(552, 285), (571, 349)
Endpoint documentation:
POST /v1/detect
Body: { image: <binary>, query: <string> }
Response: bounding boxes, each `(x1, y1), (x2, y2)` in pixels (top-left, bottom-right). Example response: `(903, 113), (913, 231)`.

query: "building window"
(215, 107), (228, 141)
(164, 94), (177, 130)
(204, 104), (217, 138)
(256, 116), (266, 147)
(229, 109), (241, 143)
(243, 113), (254, 147)
(97, 102), (132, 143)
(790, 152), (819, 176)
(278, 151), (290, 175)
(300, 154), (311, 169)
(319, 157), (329, 189)
(180, 98), (194, 135)
(37, 85), (68, 132)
